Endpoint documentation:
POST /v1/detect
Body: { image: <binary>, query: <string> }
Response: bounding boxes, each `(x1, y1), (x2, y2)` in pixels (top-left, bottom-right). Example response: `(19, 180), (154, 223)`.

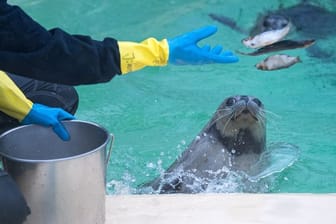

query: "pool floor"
(13, 0), (336, 194)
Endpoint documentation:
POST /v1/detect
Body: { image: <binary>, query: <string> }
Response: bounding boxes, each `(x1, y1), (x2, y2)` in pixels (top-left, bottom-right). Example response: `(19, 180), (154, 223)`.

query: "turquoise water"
(13, 0), (336, 193)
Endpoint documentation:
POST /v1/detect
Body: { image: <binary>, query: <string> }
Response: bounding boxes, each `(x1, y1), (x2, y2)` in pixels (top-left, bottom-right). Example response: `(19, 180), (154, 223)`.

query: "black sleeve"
(0, 169), (31, 223)
(0, 0), (121, 85)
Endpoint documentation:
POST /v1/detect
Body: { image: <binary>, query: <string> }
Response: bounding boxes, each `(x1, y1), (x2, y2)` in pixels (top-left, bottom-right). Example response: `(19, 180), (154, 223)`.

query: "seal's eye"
(252, 98), (262, 107)
(226, 97), (236, 106)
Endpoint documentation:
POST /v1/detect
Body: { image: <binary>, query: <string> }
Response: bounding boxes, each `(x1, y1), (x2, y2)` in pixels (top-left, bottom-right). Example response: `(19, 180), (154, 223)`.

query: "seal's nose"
(240, 95), (249, 103)
(239, 96), (250, 114)
(242, 109), (249, 114)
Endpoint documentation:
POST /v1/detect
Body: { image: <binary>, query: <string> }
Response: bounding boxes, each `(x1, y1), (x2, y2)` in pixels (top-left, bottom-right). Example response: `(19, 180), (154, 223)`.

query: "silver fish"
(242, 23), (291, 49)
(255, 54), (301, 71)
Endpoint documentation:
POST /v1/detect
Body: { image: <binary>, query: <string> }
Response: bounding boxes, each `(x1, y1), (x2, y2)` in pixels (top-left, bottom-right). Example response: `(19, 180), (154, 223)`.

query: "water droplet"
(146, 162), (155, 168)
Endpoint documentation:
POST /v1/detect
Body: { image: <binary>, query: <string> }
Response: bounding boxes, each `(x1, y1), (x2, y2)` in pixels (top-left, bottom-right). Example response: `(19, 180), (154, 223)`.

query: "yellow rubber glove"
(117, 26), (238, 74)
(0, 71), (33, 121)
(0, 71), (74, 140)
(118, 38), (169, 74)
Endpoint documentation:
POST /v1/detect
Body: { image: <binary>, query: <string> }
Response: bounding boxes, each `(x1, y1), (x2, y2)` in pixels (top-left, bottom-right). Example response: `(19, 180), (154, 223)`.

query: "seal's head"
(213, 95), (266, 155)
(251, 14), (290, 36)
(262, 14), (290, 32)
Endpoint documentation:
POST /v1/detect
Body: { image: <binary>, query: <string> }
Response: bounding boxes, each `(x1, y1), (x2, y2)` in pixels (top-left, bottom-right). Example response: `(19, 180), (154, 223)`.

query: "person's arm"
(118, 26), (239, 73)
(0, 0), (121, 85)
(0, 71), (74, 140)
(0, 71), (33, 120)
(0, 1), (238, 86)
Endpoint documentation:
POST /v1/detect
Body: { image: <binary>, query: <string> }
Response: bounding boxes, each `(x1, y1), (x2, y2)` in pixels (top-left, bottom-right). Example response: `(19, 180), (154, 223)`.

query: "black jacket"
(0, 0), (121, 85)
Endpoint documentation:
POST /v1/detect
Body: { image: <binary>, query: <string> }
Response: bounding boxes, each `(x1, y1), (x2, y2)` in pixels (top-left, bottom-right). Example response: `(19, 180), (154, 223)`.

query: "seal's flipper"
(301, 0), (310, 5)
(306, 44), (333, 59)
(159, 177), (183, 193)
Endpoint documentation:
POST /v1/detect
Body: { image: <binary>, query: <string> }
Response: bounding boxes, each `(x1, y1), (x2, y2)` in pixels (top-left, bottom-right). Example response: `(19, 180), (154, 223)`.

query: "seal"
(209, 1), (336, 58)
(145, 95), (266, 193)
(256, 54), (301, 71)
(210, 1), (336, 38)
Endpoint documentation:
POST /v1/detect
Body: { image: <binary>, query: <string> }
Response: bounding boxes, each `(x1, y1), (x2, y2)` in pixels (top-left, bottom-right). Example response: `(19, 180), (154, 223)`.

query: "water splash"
(107, 172), (138, 194)
(108, 142), (300, 194)
(149, 142), (300, 193)
(125, 143), (300, 194)
(247, 142), (300, 182)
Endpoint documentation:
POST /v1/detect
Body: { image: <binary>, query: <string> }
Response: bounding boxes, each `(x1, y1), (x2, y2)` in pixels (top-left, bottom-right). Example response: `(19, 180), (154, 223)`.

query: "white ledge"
(106, 193), (336, 224)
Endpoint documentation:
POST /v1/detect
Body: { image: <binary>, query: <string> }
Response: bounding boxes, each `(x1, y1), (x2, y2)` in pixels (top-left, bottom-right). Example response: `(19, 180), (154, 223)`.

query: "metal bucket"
(0, 120), (113, 224)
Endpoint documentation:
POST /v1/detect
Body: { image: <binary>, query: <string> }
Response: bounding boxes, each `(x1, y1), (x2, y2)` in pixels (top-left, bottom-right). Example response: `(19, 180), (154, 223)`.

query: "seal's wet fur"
(145, 95), (266, 193)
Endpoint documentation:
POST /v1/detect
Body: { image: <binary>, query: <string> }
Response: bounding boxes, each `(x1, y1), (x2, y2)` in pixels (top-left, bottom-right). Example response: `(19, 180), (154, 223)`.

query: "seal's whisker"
(217, 108), (232, 111)
(262, 114), (281, 130)
(208, 112), (232, 128)
(259, 118), (266, 128)
(257, 114), (266, 128)
(222, 113), (235, 133)
(257, 112), (267, 121)
(263, 109), (281, 119)
(259, 111), (280, 125)
(256, 111), (266, 119)
(216, 108), (232, 112)
(214, 110), (233, 119)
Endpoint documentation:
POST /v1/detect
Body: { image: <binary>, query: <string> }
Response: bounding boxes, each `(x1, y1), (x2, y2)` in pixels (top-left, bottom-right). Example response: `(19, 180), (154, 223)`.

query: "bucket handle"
(106, 133), (114, 166)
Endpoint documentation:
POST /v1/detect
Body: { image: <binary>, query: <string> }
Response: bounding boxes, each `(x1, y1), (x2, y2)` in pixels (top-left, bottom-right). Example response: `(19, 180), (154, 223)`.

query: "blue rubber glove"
(21, 103), (75, 141)
(168, 25), (239, 65)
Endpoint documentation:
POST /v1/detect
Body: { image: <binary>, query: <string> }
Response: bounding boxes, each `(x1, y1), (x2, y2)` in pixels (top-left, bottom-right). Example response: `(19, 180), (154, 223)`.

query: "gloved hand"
(168, 25), (239, 65)
(21, 103), (75, 141)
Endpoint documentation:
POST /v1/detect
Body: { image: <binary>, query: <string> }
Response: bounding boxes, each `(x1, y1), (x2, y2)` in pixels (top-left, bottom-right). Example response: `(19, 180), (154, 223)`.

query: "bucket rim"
(0, 120), (111, 163)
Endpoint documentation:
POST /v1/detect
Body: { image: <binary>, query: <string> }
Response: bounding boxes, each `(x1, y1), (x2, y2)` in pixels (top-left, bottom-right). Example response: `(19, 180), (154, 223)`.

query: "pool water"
(13, 0), (336, 193)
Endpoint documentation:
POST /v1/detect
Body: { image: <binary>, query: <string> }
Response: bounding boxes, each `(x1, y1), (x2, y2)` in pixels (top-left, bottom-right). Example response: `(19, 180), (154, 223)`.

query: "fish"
(237, 39), (315, 56)
(242, 23), (291, 49)
(255, 54), (301, 71)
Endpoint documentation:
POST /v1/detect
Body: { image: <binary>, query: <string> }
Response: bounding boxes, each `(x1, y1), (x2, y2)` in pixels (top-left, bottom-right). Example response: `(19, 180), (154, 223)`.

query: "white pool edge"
(106, 193), (336, 224)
